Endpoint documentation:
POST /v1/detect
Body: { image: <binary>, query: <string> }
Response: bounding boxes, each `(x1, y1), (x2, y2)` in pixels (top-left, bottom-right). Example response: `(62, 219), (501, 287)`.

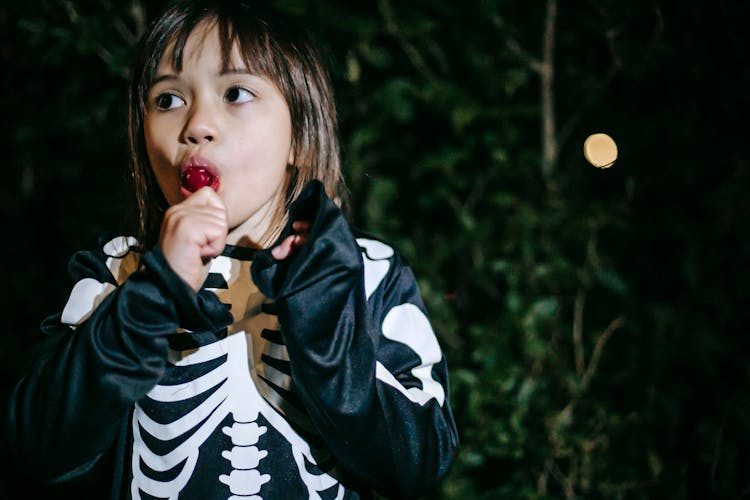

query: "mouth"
(180, 156), (220, 194)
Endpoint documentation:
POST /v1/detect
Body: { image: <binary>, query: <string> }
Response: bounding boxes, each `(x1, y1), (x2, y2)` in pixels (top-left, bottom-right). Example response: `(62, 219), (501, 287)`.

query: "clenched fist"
(159, 187), (228, 291)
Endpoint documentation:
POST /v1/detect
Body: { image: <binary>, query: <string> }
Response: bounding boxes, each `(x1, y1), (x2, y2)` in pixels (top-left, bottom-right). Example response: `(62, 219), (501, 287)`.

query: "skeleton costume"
(4, 181), (458, 499)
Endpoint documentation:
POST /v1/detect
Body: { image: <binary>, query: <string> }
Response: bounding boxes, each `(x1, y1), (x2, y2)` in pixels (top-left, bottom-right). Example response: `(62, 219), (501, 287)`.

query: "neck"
(225, 196), (285, 249)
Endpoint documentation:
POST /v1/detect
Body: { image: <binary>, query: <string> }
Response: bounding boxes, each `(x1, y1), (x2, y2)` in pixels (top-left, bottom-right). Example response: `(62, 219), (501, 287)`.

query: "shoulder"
(351, 228), (416, 302)
(68, 234), (142, 284)
(353, 229), (398, 262)
(60, 234), (141, 326)
(97, 234), (142, 285)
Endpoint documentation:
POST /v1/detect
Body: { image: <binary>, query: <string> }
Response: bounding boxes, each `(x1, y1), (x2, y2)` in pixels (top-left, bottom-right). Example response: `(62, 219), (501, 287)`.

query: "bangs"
(167, 19), (278, 80)
(139, 4), (294, 109)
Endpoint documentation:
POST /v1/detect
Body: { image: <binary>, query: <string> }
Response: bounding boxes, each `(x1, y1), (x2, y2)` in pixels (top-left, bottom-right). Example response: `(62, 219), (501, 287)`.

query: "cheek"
(238, 127), (292, 172)
(238, 103), (293, 164)
(143, 123), (159, 165)
(143, 119), (164, 161)
(143, 118), (181, 204)
(143, 111), (181, 156)
(144, 123), (177, 183)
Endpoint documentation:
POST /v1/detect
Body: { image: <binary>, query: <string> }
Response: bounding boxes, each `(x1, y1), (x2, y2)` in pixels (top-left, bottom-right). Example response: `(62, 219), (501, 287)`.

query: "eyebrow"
(151, 68), (256, 86)
(221, 68), (253, 76)
(151, 74), (178, 85)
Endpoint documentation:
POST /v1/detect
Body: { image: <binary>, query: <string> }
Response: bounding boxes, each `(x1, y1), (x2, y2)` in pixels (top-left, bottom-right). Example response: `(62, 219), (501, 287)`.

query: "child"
(3, 1), (458, 498)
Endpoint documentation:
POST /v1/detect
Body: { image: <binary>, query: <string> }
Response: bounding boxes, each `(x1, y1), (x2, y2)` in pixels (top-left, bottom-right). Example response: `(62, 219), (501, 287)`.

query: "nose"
(182, 101), (218, 144)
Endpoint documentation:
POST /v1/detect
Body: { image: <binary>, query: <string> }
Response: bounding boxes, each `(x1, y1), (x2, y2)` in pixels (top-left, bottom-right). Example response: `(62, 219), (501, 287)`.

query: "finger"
(185, 186), (226, 210)
(199, 217), (229, 253)
(162, 207), (227, 241)
(200, 240), (225, 259)
(291, 234), (306, 249)
(185, 207), (227, 225)
(271, 235), (295, 260)
(292, 220), (310, 233)
(167, 201), (228, 224)
(166, 210), (224, 232)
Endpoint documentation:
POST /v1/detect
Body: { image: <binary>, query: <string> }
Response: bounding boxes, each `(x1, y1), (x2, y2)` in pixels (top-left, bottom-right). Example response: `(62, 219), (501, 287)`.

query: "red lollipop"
(181, 166), (219, 193)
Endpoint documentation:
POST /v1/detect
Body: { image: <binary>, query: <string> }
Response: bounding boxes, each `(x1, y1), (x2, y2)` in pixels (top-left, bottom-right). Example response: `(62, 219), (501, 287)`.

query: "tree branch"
(540, 0), (558, 198)
(490, 15), (543, 73)
(581, 316), (624, 389)
(378, 0), (439, 83)
(573, 288), (586, 377)
(537, 457), (553, 494)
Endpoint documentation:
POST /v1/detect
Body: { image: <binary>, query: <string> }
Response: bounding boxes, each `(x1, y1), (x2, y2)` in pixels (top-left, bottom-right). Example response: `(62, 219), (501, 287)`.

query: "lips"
(181, 157), (220, 193)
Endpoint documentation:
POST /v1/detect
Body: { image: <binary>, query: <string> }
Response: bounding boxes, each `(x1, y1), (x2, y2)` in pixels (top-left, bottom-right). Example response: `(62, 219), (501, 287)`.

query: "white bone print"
(130, 332), (344, 499)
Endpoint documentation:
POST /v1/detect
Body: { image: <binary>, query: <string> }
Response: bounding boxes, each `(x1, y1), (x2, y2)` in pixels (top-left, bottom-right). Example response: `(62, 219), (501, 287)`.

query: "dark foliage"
(1, 0), (748, 497)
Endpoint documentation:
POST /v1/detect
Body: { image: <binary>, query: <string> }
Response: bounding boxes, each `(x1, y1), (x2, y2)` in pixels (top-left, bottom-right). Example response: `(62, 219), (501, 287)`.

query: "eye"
(225, 86), (254, 104)
(155, 93), (185, 110)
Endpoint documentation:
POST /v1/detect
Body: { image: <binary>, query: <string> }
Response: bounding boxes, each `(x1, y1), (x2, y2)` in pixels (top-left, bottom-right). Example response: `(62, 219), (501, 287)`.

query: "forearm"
(278, 275), (457, 497)
(4, 257), (174, 480)
(252, 181), (458, 496)
(3, 247), (230, 481)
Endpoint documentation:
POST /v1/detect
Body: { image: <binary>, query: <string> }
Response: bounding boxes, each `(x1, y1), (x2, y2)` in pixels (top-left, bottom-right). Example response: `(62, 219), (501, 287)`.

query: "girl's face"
(144, 21), (293, 246)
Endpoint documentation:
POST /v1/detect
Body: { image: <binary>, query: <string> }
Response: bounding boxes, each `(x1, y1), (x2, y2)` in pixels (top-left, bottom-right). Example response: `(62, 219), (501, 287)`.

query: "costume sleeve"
(252, 181), (459, 498)
(1, 237), (232, 483)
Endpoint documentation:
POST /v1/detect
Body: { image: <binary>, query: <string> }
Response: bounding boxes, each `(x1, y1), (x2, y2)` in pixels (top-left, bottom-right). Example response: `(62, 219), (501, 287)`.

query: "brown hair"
(128, 0), (345, 248)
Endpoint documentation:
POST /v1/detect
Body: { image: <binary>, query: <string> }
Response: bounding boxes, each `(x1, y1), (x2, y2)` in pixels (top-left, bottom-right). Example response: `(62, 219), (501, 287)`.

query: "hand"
(159, 187), (228, 291)
(271, 221), (309, 260)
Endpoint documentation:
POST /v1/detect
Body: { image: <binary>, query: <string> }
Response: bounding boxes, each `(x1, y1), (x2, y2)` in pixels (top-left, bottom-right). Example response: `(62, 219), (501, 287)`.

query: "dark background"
(1, 0), (749, 498)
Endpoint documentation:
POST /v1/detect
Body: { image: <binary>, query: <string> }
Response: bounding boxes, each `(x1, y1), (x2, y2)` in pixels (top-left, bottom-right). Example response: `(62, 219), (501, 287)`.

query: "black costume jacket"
(3, 181), (458, 499)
